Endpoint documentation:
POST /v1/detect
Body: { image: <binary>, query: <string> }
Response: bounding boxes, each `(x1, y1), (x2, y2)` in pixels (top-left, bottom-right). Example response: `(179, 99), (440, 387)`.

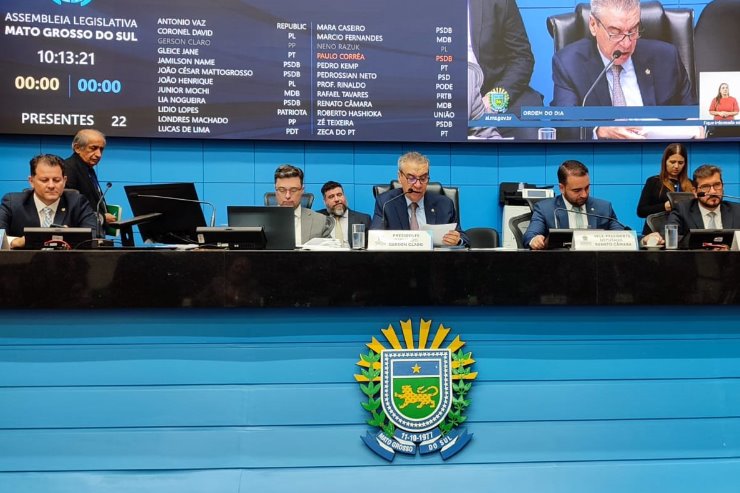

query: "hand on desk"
(529, 234), (547, 250)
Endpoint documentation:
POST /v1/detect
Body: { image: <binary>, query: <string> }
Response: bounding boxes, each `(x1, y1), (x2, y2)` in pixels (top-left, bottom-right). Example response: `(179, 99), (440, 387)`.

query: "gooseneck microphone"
(580, 50), (623, 141)
(697, 192), (740, 200)
(554, 207), (630, 231)
(132, 193), (216, 227)
(95, 182), (112, 237)
(381, 188), (413, 229)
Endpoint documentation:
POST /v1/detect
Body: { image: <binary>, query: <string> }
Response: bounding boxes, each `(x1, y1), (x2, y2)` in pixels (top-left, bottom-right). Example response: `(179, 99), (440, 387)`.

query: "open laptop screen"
(227, 206), (295, 250)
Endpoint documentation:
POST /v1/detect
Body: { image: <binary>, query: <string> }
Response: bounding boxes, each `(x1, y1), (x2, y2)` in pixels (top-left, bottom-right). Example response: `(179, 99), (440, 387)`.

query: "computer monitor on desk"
(547, 229), (574, 250)
(23, 227), (95, 250)
(123, 183), (208, 245)
(227, 206), (295, 250)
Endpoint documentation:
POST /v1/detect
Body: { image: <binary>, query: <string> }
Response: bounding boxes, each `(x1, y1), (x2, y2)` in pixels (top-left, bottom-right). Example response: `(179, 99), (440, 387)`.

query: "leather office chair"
(509, 212), (532, 249)
(264, 192), (314, 209)
(694, 0), (740, 75)
(465, 227), (499, 248)
(546, 1), (696, 90)
(372, 180), (460, 216)
(646, 211), (669, 234)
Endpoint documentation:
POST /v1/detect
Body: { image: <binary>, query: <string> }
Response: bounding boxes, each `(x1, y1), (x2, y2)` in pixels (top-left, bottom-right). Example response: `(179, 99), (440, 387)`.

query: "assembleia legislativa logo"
(355, 318), (477, 461)
(52, 0), (94, 6)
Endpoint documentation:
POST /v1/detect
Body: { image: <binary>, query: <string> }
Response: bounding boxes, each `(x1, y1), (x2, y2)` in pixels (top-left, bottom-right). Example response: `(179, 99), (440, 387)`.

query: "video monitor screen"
(0, 0), (736, 142)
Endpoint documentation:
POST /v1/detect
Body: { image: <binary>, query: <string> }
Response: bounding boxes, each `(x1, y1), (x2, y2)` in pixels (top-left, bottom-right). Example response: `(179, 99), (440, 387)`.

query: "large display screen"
(0, 0), (737, 142)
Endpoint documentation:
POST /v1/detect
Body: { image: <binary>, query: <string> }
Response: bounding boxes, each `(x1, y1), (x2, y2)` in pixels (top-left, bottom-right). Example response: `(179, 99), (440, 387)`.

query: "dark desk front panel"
(0, 250), (737, 308)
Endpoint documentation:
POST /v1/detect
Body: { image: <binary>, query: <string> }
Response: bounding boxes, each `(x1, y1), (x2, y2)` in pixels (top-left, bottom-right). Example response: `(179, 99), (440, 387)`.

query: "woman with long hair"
(708, 83), (739, 121)
(636, 143), (693, 234)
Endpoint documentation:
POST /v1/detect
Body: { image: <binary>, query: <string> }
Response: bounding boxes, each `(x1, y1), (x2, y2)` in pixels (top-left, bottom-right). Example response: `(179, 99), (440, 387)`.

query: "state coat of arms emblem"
(355, 318), (477, 461)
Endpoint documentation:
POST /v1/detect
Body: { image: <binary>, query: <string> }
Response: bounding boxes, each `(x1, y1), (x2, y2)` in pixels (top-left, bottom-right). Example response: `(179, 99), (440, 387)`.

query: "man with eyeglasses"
(370, 151), (469, 247)
(551, 0), (695, 140)
(273, 164), (332, 245)
(643, 164), (740, 248)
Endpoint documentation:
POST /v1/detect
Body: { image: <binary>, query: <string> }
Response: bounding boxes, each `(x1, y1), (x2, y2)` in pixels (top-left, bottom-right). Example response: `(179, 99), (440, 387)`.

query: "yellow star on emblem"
(411, 364), (421, 374)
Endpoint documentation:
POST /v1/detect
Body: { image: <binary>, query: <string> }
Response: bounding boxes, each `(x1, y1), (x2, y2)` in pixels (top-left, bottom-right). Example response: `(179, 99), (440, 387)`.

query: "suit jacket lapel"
(390, 193), (410, 229)
(424, 196), (437, 225)
(584, 42), (612, 106)
(54, 193), (68, 226)
(553, 196), (569, 229)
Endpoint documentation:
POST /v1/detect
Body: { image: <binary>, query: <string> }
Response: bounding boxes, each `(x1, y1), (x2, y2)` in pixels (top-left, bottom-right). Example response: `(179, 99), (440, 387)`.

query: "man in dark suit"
(0, 154), (98, 249)
(551, 0), (696, 140)
(370, 151), (469, 247)
(643, 165), (740, 249)
(317, 180), (371, 248)
(64, 129), (113, 236)
(469, 0), (543, 139)
(524, 160), (624, 249)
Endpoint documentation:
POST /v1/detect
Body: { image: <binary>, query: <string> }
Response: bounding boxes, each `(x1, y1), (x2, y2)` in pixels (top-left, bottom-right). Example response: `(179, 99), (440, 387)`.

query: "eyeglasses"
(697, 182), (723, 193)
(400, 172), (430, 185)
(276, 187), (302, 195)
(592, 14), (642, 43)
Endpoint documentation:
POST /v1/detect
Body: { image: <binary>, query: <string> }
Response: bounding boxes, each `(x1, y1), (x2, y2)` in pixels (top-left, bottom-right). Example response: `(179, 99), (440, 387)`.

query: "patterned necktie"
(707, 211), (718, 229)
(334, 216), (343, 242)
(409, 202), (419, 230)
(611, 65), (626, 106)
(41, 207), (53, 227)
(572, 205), (585, 229)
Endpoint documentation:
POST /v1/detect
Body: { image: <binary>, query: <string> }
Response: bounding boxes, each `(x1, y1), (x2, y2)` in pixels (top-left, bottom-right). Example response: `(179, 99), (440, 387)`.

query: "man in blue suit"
(370, 151), (468, 247)
(551, 0), (696, 140)
(0, 154), (97, 249)
(523, 160), (624, 249)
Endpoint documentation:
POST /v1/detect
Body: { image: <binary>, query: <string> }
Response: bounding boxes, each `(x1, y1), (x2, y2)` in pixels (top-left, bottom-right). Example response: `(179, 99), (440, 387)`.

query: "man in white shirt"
(273, 164), (332, 245)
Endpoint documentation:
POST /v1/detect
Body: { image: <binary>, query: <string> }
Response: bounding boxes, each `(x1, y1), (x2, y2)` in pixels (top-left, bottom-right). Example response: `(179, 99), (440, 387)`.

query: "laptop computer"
(227, 206), (295, 250)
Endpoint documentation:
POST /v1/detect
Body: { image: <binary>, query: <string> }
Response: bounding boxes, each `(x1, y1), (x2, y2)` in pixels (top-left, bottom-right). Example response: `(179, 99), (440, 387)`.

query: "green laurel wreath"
(359, 349), (474, 437)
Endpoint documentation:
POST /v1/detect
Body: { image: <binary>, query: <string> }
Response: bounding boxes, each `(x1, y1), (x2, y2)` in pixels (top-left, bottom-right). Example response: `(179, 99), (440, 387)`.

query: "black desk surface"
(0, 250), (737, 308)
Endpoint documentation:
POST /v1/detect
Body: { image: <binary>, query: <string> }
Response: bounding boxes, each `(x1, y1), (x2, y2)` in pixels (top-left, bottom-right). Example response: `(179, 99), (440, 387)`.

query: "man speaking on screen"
(551, 0), (697, 140)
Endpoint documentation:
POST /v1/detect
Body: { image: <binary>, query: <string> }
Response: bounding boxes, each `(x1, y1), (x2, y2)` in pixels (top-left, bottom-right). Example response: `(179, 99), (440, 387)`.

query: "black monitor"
(196, 226), (266, 250)
(227, 206), (295, 250)
(547, 229), (574, 250)
(23, 227), (95, 250)
(124, 183), (207, 244)
(681, 229), (738, 250)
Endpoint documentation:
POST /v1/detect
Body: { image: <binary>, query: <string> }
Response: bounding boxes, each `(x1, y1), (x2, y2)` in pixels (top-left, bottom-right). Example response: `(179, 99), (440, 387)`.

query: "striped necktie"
(611, 65), (626, 106)
(41, 207), (53, 227)
(409, 202), (419, 230)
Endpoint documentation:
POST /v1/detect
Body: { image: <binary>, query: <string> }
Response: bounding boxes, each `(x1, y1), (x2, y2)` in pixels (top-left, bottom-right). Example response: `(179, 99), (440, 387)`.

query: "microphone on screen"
(554, 207), (630, 231)
(580, 50), (623, 141)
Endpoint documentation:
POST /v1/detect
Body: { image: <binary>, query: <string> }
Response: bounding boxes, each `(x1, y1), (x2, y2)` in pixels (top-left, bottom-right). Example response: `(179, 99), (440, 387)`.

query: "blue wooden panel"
(3, 336), (740, 387)
(458, 185), (500, 229)
(253, 141), (305, 183)
(351, 143), (402, 184)
(150, 140), (204, 183)
(450, 144), (499, 186)
(596, 184), (643, 230)
(3, 306), (740, 344)
(499, 144), (549, 185)
(3, 378), (740, 429)
(544, 143), (593, 184)
(2, 418), (740, 471)
(0, 135), (41, 182)
(592, 146), (643, 184)
(304, 142), (355, 186)
(202, 140), (255, 183)
(1, 460), (738, 493)
(101, 139), (153, 183)
(203, 182), (255, 222)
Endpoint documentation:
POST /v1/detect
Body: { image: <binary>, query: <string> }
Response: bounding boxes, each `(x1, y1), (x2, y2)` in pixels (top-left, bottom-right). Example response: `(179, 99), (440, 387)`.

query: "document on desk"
(300, 237), (347, 251)
(421, 223), (456, 247)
